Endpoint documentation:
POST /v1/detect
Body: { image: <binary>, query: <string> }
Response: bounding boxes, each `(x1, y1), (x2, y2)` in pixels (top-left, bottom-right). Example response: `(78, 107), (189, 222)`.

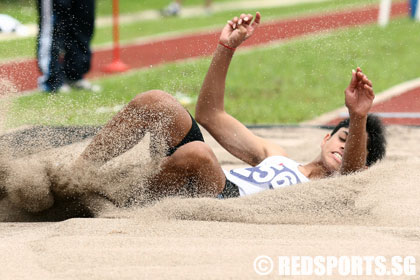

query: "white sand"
(0, 125), (419, 279)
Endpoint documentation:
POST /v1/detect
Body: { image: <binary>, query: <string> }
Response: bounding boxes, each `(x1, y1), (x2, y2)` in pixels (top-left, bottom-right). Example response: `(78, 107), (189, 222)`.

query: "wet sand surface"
(0, 124), (419, 279)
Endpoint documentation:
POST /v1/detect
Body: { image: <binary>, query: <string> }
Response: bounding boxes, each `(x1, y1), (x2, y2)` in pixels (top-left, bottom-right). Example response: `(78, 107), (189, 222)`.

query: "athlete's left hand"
(344, 67), (374, 117)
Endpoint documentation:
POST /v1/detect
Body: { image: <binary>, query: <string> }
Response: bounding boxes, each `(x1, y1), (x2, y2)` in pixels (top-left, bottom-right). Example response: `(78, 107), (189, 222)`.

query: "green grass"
(0, 0), (241, 24)
(0, 0), (36, 24)
(0, 0), (381, 61)
(96, 0), (381, 44)
(96, 0), (243, 16)
(6, 18), (420, 127)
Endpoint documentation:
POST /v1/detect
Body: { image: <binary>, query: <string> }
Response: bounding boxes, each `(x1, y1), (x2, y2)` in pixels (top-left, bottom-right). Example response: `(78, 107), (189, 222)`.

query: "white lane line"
(339, 112), (420, 119)
(304, 78), (420, 125)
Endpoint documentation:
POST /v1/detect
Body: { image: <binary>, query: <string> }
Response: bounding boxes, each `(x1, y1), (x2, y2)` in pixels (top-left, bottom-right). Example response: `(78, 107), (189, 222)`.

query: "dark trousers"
(36, 0), (95, 91)
(410, 0), (418, 18)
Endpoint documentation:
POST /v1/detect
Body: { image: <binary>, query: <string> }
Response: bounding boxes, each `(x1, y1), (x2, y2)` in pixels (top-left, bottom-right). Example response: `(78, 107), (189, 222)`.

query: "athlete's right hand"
(344, 67), (374, 118)
(219, 12), (261, 49)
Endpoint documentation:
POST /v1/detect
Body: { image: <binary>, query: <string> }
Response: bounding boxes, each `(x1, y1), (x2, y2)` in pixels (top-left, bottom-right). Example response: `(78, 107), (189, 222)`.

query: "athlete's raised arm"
(195, 13), (286, 166)
(340, 67), (374, 174)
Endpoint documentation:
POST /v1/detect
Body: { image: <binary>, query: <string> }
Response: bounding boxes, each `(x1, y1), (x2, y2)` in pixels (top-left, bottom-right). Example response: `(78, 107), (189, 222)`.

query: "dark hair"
(331, 114), (386, 166)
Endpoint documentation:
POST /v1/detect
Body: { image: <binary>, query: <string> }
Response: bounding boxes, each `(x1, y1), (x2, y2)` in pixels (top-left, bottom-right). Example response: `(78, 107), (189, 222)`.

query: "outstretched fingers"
(221, 12), (261, 48)
(243, 14), (252, 24)
(347, 67), (374, 95)
(364, 84), (375, 100)
(347, 69), (358, 92)
(253, 12), (261, 26)
(345, 67), (375, 116)
(354, 67), (375, 99)
(361, 74), (372, 88)
(238, 13), (246, 25)
(230, 13), (258, 30)
(356, 71), (373, 87)
(232, 16), (239, 29)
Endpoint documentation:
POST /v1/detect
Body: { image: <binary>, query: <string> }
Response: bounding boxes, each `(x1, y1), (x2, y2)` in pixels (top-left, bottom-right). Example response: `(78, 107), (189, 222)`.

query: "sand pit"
(0, 124), (419, 279)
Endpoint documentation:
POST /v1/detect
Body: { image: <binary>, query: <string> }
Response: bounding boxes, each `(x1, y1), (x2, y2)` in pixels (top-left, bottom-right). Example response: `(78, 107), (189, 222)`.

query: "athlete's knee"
(175, 142), (224, 194)
(179, 142), (217, 170)
(131, 90), (176, 109)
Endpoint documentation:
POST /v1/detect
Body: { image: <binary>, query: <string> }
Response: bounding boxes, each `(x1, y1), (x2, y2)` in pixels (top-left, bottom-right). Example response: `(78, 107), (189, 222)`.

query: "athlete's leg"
(147, 141), (226, 198)
(78, 90), (193, 165)
(77, 90), (226, 199)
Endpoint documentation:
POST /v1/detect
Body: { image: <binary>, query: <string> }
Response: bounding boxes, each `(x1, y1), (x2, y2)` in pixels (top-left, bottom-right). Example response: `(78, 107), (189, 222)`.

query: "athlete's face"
(320, 127), (349, 172)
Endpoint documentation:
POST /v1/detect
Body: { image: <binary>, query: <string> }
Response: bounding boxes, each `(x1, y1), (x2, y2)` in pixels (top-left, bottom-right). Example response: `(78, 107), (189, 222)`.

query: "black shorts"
(165, 112), (204, 157)
(165, 112), (240, 199)
(217, 179), (240, 199)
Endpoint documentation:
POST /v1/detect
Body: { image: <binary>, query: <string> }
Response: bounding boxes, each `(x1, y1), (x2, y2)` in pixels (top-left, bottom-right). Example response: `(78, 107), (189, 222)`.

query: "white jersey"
(224, 156), (309, 197)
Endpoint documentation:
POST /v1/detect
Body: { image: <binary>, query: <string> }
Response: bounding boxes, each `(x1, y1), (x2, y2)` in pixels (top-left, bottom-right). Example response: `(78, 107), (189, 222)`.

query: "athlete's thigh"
(124, 90), (193, 148)
(79, 90), (193, 164)
(148, 141), (226, 197)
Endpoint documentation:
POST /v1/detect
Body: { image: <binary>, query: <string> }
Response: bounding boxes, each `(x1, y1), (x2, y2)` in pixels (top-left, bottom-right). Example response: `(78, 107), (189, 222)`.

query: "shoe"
(58, 84), (71, 93)
(68, 79), (101, 93)
(160, 2), (181, 17)
(39, 83), (71, 94)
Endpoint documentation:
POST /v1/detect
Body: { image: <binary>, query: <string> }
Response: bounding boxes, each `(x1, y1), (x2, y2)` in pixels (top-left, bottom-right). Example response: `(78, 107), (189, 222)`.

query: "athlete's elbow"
(195, 106), (217, 127)
(195, 107), (209, 127)
(195, 113), (215, 132)
(196, 109), (226, 134)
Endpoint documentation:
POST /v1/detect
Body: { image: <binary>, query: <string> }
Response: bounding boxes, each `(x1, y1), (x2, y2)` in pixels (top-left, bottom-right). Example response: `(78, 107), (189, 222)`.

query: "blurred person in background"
(161, 0), (213, 16)
(36, 0), (100, 93)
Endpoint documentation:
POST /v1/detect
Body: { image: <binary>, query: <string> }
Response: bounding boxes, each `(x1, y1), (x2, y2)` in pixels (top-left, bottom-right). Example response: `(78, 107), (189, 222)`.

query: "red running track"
(327, 86), (420, 126)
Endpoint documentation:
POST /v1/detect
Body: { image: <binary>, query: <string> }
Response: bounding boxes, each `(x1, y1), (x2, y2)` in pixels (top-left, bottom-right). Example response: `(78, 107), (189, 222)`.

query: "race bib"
(229, 163), (302, 190)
